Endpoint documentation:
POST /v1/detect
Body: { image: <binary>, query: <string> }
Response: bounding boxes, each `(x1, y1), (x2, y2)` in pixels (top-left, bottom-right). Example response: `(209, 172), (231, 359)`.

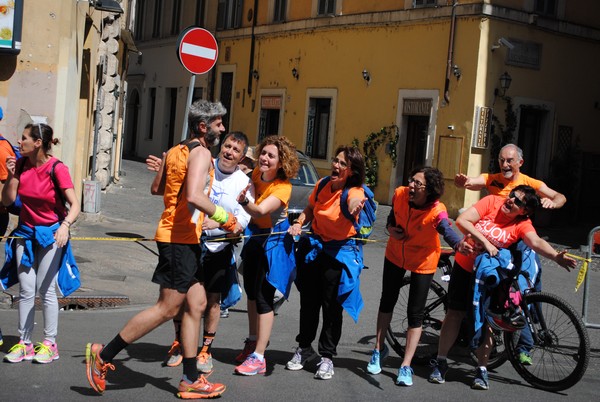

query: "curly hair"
(334, 145), (365, 188)
(256, 135), (299, 180)
(409, 166), (445, 204)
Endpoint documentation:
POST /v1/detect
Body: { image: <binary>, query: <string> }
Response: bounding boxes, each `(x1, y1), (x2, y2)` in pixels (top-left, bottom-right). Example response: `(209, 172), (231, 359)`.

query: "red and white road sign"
(177, 27), (218, 75)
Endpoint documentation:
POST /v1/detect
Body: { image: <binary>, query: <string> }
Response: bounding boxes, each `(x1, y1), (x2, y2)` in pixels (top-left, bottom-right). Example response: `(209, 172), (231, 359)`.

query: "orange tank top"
(155, 141), (213, 244)
(384, 187), (446, 274)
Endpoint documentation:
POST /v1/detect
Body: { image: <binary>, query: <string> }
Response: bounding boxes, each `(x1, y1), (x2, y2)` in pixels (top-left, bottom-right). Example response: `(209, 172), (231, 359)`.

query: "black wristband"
(239, 197), (249, 206)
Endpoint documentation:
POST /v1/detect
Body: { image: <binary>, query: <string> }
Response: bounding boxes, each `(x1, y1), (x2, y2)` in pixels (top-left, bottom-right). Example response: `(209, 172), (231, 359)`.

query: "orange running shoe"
(85, 343), (115, 394)
(196, 351), (213, 374)
(177, 375), (226, 399)
(164, 339), (183, 367)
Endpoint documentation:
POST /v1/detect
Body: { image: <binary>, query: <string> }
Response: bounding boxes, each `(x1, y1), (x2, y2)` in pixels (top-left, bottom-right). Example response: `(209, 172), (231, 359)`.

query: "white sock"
(252, 352), (264, 362)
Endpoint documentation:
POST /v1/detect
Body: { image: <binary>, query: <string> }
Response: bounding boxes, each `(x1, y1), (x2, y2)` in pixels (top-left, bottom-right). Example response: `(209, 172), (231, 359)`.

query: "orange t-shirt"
(309, 178), (364, 242)
(155, 143), (212, 244)
(0, 138), (16, 181)
(251, 168), (292, 229)
(482, 172), (544, 197)
(455, 195), (536, 272)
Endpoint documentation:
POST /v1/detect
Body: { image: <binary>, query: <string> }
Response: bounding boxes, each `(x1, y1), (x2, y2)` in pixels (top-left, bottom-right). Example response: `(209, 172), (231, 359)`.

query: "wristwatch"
(239, 197), (250, 206)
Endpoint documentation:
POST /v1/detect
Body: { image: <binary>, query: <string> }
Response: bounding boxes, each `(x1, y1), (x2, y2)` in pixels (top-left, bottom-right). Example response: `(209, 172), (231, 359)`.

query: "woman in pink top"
(1, 123), (80, 364)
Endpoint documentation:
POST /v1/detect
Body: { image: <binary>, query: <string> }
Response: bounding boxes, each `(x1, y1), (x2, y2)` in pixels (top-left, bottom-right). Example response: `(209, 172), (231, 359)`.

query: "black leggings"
(241, 239), (276, 314)
(378, 258), (434, 328)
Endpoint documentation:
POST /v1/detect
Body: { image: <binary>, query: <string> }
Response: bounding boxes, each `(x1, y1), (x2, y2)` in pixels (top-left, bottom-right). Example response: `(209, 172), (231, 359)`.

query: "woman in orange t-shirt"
(367, 167), (464, 386)
(233, 135), (299, 376)
(429, 185), (576, 390)
(285, 145), (367, 380)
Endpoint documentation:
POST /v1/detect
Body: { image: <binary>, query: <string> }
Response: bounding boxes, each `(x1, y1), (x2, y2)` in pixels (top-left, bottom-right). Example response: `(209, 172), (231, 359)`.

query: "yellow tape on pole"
(566, 253), (592, 292)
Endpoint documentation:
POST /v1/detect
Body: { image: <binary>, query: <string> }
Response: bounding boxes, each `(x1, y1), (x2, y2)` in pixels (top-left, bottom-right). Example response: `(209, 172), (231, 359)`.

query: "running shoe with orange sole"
(164, 339), (183, 367)
(177, 375), (226, 399)
(85, 343), (115, 394)
(196, 351), (213, 374)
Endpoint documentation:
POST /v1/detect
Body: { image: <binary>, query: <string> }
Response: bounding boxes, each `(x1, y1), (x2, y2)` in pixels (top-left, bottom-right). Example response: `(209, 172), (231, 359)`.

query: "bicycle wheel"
(504, 292), (590, 391)
(386, 277), (448, 364)
(469, 328), (508, 370)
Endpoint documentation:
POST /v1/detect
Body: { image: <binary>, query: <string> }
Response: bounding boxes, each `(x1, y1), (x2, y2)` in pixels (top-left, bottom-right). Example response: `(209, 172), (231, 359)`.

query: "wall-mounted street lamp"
(252, 69), (259, 80)
(494, 71), (512, 97)
(452, 65), (461, 80)
(292, 67), (299, 80)
(362, 68), (371, 85)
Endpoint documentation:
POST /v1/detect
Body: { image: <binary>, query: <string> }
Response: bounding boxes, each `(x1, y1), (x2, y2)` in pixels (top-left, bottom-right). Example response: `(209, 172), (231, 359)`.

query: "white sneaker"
(286, 346), (317, 371)
(314, 357), (334, 380)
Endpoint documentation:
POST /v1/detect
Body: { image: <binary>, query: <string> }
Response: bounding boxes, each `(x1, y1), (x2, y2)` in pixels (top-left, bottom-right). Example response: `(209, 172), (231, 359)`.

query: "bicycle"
(386, 249), (508, 370)
(499, 274), (590, 391)
(387, 249), (590, 392)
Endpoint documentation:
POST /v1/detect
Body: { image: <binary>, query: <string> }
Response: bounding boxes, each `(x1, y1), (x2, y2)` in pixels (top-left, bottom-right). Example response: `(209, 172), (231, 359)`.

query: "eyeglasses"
(331, 157), (348, 170)
(408, 177), (426, 189)
(508, 191), (526, 209)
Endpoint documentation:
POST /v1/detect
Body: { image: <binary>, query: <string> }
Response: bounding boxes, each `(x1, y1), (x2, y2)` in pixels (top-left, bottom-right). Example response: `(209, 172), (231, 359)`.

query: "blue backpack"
(0, 136), (22, 215)
(315, 176), (378, 240)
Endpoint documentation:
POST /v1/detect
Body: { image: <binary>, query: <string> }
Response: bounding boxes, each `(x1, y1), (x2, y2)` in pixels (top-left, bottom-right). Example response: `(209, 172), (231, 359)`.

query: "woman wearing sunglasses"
(429, 184), (576, 391)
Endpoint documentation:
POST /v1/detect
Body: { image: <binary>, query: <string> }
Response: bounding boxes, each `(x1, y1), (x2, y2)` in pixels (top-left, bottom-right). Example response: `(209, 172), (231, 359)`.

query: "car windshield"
(291, 157), (319, 186)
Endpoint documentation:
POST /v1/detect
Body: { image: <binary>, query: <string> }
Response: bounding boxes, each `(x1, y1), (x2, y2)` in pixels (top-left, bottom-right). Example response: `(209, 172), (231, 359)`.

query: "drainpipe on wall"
(444, 0), (458, 104)
(247, 0), (259, 96)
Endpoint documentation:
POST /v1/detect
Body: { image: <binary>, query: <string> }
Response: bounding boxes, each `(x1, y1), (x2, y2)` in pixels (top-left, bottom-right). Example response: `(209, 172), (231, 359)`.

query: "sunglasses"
(508, 191), (526, 209)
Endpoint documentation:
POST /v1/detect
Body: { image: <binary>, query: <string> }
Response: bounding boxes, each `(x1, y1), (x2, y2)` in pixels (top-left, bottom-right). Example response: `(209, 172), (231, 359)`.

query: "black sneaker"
(471, 367), (489, 390)
(428, 358), (449, 384)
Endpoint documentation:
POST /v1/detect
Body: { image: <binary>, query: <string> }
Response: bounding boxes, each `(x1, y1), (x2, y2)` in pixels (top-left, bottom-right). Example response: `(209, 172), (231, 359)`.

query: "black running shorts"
(152, 242), (203, 293)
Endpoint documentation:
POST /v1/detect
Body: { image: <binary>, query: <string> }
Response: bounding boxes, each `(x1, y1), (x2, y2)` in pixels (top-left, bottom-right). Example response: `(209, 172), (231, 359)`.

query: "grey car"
(288, 151), (320, 225)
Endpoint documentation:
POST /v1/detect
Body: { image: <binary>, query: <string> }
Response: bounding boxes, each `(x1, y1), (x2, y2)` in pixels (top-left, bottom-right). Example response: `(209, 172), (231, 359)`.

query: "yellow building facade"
(209, 0), (600, 221)
(124, 1), (600, 223)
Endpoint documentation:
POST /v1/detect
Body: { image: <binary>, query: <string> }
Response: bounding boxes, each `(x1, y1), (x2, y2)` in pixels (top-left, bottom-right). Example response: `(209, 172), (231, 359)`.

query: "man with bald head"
(453, 143), (566, 367)
(454, 143), (566, 209)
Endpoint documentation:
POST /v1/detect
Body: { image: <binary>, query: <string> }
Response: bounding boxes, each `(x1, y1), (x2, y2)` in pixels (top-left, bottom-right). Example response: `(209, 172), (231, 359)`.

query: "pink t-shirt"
(17, 157), (73, 227)
(455, 195), (536, 272)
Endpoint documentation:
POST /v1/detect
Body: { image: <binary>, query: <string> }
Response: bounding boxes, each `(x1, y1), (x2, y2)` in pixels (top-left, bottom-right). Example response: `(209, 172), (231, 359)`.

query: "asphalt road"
(0, 159), (599, 401)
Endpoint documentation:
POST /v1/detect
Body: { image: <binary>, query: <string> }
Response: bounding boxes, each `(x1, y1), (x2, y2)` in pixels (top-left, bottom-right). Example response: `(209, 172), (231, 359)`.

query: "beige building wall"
(0, 0), (88, 198)
(0, 0), (131, 205)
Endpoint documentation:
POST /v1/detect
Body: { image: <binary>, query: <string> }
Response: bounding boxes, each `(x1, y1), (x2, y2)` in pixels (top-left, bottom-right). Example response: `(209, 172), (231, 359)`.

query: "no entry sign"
(177, 27), (218, 75)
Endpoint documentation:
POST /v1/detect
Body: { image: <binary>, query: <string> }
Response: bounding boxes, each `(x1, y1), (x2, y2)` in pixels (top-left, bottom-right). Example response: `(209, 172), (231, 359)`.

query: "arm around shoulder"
(537, 183), (566, 209)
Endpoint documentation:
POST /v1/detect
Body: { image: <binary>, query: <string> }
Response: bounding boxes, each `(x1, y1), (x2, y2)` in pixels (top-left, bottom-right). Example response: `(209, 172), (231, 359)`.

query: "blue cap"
(0, 106), (3, 120)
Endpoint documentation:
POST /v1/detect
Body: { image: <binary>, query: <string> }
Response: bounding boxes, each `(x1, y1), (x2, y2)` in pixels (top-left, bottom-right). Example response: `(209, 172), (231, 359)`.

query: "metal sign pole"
(180, 74), (196, 142)
(582, 226), (600, 329)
